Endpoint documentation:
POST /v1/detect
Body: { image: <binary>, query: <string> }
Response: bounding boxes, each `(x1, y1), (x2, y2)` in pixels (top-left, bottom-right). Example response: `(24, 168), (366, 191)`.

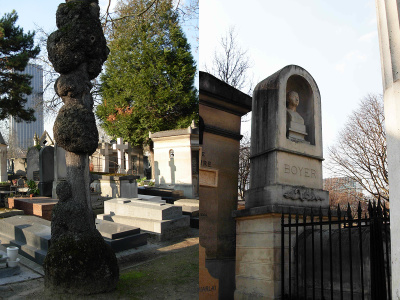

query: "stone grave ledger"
(98, 198), (190, 241)
(0, 216), (148, 266)
(247, 65), (329, 209)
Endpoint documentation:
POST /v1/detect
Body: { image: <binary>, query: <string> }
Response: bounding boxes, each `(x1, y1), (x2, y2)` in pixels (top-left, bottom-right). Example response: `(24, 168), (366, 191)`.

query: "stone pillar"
(199, 72), (251, 299)
(233, 65), (329, 299)
(375, 0), (400, 295)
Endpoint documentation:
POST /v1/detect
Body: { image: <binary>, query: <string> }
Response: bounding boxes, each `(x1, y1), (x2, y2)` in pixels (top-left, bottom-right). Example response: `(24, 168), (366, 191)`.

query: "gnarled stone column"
(43, 0), (119, 295)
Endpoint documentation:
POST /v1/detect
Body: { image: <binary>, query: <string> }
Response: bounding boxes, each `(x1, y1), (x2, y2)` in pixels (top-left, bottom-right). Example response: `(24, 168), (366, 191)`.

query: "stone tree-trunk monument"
(43, 0), (119, 294)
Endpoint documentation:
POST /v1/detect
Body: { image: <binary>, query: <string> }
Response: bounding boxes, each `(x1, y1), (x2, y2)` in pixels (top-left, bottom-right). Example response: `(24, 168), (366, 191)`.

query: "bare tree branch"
(326, 94), (388, 202)
(204, 26), (253, 94)
(238, 133), (251, 200)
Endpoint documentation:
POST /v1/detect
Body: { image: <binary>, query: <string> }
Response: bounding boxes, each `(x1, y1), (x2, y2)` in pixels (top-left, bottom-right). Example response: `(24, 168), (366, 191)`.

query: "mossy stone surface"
(43, 231), (119, 295)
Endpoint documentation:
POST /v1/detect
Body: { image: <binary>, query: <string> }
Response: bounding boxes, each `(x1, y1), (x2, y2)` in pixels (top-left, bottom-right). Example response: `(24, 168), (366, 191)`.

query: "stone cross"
(113, 138), (128, 174)
(100, 142), (111, 173)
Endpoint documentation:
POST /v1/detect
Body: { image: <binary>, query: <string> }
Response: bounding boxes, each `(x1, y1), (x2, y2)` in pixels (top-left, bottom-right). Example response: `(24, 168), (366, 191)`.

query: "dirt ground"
(0, 230), (199, 300)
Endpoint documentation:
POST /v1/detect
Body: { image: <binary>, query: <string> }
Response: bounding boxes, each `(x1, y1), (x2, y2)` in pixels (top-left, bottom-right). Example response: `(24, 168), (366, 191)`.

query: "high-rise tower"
(9, 64), (44, 151)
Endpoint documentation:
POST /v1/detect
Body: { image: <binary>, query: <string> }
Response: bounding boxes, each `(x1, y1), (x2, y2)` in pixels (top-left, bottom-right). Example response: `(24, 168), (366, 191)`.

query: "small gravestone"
(26, 147), (40, 181)
(13, 158), (26, 176)
(52, 144), (67, 199)
(38, 146), (54, 197)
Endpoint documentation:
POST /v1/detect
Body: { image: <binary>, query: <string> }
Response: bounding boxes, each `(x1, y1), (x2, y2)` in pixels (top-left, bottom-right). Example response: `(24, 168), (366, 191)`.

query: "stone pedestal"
(234, 213), (282, 300)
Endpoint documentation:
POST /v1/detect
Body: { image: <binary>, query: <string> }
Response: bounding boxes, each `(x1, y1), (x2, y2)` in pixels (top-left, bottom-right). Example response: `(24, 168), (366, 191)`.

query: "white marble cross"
(113, 138), (128, 174)
(100, 142), (111, 173)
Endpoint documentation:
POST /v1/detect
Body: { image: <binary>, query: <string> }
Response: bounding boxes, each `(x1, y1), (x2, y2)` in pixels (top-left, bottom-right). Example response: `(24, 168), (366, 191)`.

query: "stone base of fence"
(234, 210), (283, 300)
(233, 205), (332, 300)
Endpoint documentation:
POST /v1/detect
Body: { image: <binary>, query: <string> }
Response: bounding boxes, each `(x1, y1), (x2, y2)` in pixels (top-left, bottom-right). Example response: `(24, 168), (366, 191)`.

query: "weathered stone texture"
(44, 0), (118, 295)
(48, 0), (108, 79)
(53, 102), (98, 154)
(44, 231), (119, 295)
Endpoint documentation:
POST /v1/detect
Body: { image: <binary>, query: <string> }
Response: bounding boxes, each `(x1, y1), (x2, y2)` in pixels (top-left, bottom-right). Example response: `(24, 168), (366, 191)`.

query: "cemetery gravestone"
(113, 138), (128, 174)
(13, 158), (26, 176)
(38, 146), (54, 197)
(99, 142), (111, 173)
(246, 64), (329, 209)
(52, 143), (67, 199)
(26, 147), (40, 181)
(233, 65), (329, 299)
(98, 197), (190, 241)
(0, 133), (7, 182)
(150, 126), (200, 198)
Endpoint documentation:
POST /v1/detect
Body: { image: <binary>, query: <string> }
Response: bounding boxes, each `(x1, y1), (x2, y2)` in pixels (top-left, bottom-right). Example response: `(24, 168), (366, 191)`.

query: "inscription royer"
(284, 164), (316, 178)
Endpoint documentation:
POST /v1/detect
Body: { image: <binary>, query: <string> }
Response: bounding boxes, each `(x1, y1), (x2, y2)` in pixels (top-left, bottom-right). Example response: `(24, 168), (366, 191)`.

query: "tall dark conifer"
(0, 11), (40, 122)
(96, 0), (198, 146)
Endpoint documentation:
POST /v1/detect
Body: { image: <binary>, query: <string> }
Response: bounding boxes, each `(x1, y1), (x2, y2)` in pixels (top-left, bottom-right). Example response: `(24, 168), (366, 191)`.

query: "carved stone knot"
(283, 188), (322, 201)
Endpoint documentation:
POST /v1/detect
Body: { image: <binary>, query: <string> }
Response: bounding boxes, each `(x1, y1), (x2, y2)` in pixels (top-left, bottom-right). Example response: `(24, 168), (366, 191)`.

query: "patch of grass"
(116, 244), (198, 299)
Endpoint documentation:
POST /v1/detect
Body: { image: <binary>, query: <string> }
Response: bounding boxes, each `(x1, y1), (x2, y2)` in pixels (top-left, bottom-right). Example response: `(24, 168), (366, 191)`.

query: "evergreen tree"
(96, 0), (198, 146)
(0, 11), (40, 122)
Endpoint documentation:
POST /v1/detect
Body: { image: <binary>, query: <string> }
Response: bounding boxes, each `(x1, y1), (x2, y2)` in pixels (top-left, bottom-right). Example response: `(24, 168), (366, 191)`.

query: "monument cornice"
(204, 124), (243, 141)
(250, 147), (324, 161)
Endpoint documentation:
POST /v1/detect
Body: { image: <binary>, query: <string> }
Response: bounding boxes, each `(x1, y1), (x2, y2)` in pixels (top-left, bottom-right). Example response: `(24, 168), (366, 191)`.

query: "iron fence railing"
(281, 200), (390, 300)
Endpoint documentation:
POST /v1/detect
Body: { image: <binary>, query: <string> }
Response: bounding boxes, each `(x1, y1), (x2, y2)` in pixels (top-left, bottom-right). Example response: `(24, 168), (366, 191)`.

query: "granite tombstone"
(38, 146), (54, 197)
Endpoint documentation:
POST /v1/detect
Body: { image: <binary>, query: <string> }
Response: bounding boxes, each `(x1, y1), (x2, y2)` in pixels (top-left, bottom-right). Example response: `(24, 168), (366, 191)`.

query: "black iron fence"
(281, 201), (390, 300)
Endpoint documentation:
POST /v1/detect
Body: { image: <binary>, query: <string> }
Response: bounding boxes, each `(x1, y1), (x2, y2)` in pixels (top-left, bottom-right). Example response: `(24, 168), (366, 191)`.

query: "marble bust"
(286, 91), (309, 143)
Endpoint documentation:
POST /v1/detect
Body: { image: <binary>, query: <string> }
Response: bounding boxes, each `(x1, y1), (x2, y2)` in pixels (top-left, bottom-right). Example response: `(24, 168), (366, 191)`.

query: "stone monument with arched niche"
(245, 65), (329, 209)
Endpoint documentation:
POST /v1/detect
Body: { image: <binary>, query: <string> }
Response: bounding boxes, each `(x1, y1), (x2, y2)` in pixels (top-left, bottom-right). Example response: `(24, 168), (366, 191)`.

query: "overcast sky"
(200, 0), (383, 177)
